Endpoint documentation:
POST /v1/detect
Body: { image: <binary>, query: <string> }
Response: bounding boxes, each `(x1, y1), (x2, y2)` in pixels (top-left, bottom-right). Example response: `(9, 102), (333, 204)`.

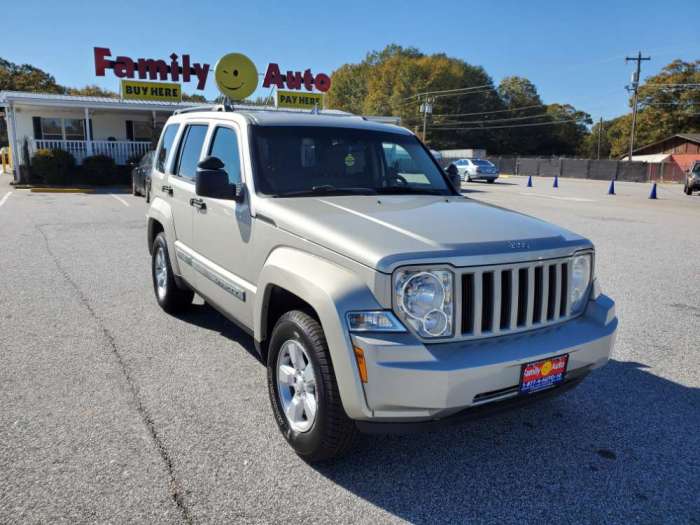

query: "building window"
(41, 118), (63, 140)
(40, 118), (85, 141)
(133, 121), (152, 142)
(64, 119), (85, 140)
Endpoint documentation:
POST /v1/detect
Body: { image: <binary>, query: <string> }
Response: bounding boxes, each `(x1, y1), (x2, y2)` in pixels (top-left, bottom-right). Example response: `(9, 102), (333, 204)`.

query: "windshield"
(472, 159), (493, 167)
(251, 126), (453, 197)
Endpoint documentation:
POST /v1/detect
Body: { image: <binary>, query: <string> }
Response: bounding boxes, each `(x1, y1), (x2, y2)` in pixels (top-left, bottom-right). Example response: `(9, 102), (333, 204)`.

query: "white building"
(0, 91), (213, 182)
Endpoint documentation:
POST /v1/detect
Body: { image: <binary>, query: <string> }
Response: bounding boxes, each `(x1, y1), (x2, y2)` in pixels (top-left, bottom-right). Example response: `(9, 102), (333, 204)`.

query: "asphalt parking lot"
(1, 174), (698, 524)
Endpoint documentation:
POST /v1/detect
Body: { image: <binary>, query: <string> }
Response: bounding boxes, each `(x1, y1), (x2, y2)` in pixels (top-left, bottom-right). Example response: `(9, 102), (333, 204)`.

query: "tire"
(145, 182), (151, 203)
(467, 175), (472, 182)
(685, 184), (692, 195)
(487, 179), (495, 184)
(267, 310), (357, 462)
(151, 233), (194, 313)
(132, 176), (140, 196)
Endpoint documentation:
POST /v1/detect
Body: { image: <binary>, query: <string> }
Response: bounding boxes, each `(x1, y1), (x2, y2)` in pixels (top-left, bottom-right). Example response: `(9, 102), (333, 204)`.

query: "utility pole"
(420, 97), (433, 143)
(597, 116), (603, 160)
(625, 51), (651, 161)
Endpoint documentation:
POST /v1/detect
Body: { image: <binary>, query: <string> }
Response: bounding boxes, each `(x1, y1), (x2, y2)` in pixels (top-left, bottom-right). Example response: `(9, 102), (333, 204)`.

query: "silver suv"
(146, 106), (617, 461)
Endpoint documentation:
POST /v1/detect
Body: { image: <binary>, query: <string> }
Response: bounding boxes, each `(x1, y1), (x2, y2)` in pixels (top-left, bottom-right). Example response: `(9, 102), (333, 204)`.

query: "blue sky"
(3, 0), (699, 120)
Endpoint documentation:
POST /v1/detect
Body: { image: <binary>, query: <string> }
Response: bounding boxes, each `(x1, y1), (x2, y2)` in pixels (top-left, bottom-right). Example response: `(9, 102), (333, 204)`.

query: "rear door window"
(156, 124), (179, 173)
(175, 125), (208, 180)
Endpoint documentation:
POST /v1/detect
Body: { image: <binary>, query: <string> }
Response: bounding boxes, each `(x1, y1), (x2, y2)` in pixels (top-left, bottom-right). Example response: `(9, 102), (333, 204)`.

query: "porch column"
(7, 103), (20, 183)
(84, 107), (93, 157)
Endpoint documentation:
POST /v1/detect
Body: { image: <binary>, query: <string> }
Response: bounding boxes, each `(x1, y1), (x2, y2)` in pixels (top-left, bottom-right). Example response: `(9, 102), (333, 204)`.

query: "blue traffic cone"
(527, 176), (533, 187)
(553, 176), (559, 188)
(608, 179), (615, 195)
(649, 182), (657, 200)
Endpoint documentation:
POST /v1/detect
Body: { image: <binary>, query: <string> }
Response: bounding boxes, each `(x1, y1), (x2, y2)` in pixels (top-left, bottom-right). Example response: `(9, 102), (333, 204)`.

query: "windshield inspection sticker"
(344, 154), (356, 167)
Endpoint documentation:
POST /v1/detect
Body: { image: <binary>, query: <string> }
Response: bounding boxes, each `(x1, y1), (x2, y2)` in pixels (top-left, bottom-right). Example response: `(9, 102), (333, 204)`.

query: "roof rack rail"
(173, 104), (229, 115)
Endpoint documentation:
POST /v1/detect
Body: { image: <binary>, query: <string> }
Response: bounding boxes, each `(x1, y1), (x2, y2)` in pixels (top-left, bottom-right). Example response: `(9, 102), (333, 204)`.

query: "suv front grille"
(459, 258), (572, 339)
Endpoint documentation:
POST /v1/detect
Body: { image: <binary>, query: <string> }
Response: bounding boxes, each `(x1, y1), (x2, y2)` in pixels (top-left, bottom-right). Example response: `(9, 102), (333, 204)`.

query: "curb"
(29, 188), (96, 194)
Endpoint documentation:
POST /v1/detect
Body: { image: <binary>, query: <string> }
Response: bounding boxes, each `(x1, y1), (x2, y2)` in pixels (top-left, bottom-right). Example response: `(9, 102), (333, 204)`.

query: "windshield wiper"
(376, 186), (448, 196)
(272, 185), (377, 197)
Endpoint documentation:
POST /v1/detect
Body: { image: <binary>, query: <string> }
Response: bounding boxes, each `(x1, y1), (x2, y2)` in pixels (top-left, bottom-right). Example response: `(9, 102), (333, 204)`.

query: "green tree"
(578, 119), (612, 159)
(182, 92), (207, 102)
(65, 85), (119, 98)
(0, 57), (63, 93)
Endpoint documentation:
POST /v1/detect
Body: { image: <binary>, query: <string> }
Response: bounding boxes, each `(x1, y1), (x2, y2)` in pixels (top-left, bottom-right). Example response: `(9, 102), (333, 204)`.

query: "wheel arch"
(146, 199), (181, 276)
(255, 247), (381, 419)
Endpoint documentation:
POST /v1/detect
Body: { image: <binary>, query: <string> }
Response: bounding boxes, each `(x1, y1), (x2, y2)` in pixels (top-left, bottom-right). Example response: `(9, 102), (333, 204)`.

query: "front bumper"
(350, 291), (617, 423)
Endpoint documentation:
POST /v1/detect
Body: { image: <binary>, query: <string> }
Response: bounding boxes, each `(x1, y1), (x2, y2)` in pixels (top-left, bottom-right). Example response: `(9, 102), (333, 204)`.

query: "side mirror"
(196, 156), (242, 202)
(445, 163), (461, 190)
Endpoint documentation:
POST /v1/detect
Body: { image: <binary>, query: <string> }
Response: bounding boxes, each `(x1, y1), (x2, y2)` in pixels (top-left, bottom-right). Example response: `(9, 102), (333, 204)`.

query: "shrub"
(80, 155), (117, 185)
(30, 148), (76, 185)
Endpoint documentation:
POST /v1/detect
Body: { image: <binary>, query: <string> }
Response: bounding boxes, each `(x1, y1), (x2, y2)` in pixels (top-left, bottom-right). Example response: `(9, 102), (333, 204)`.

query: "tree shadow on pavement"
(313, 360), (700, 524)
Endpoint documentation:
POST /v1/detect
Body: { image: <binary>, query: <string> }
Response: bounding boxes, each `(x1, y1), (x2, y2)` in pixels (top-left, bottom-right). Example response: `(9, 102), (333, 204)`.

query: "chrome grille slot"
(459, 257), (573, 340)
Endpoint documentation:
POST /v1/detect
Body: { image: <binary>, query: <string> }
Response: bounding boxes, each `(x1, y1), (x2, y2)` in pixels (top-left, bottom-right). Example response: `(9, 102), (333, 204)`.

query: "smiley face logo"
(540, 360), (553, 376)
(214, 53), (258, 100)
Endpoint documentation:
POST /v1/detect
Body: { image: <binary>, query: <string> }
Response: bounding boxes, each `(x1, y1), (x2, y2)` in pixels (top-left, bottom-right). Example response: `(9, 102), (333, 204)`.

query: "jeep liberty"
(146, 106), (617, 461)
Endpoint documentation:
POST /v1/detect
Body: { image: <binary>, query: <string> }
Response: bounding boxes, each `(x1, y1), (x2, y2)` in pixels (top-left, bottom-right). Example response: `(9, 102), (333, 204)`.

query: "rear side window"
(175, 125), (208, 180)
(156, 124), (179, 173)
(208, 127), (242, 184)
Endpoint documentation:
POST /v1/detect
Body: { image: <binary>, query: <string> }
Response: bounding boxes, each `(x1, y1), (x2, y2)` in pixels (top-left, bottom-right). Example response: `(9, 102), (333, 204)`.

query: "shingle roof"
(631, 132), (700, 155)
(676, 133), (700, 144)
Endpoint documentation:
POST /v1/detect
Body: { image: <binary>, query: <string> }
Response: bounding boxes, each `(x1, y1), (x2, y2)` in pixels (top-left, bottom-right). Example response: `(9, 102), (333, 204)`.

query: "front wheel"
(685, 184), (692, 195)
(267, 310), (357, 462)
(151, 233), (194, 313)
(487, 179), (495, 184)
(132, 176), (139, 196)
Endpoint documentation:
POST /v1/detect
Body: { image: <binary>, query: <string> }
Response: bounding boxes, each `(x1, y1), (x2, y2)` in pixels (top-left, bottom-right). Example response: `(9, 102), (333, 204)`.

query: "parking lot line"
(0, 191), (12, 208)
(519, 192), (596, 203)
(110, 194), (130, 207)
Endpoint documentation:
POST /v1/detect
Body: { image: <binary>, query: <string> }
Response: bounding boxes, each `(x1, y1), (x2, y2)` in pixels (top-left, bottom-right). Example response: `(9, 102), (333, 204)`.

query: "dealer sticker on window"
(519, 355), (568, 394)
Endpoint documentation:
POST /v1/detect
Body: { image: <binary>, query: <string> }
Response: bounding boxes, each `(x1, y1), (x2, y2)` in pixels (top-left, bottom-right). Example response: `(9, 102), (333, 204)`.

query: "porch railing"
(32, 139), (152, 165)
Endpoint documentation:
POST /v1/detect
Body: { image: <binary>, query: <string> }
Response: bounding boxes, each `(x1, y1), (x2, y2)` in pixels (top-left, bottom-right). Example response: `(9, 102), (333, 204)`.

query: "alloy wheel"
(276, 339), (318, 432)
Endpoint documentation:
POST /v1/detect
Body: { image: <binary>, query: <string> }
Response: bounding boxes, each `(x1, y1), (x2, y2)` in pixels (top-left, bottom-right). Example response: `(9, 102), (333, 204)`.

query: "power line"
(432, 104), (547, 117)
(432, 112), (554, 126)
(401, 84), (493, 101)
(432, 119), (578, 131)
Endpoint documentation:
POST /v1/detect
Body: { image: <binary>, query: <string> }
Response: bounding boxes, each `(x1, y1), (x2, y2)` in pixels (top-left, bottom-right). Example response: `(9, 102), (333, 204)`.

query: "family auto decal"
(93, 47), (331, 99)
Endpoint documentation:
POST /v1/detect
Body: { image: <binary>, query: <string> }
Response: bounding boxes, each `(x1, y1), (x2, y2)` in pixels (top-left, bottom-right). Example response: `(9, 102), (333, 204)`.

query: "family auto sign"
(93, 47), (332, 106)
(94, 47), (210, 90)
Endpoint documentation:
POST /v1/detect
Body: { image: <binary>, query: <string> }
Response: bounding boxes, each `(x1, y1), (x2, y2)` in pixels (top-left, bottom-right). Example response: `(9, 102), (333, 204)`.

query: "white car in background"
(453, 158), (499, 183)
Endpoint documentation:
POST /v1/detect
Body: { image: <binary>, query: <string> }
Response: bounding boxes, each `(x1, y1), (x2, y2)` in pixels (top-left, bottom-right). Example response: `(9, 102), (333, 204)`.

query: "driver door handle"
(190, 198), (206, 210)
(161, 185), (173, 196)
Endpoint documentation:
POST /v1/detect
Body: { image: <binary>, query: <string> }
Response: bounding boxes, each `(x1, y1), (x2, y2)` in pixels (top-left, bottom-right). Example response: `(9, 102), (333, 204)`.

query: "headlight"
(394, 269), (454, 338)
(346, 311), (405, 332)
(570, 253), (592, 314)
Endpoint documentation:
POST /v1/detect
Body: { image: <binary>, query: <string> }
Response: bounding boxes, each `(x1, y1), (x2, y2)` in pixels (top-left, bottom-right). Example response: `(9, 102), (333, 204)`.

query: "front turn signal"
(353, 346), (368, 383)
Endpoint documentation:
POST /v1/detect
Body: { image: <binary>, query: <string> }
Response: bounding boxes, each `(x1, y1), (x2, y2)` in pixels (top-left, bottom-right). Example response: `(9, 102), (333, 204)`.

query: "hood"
(256, 195), (590, 273)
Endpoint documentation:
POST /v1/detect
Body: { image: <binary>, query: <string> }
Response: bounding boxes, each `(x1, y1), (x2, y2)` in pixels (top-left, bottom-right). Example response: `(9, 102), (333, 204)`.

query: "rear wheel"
(487, 179), (495, 184)
(267, 310), (357, 462)
(151, 233), (193, 313)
